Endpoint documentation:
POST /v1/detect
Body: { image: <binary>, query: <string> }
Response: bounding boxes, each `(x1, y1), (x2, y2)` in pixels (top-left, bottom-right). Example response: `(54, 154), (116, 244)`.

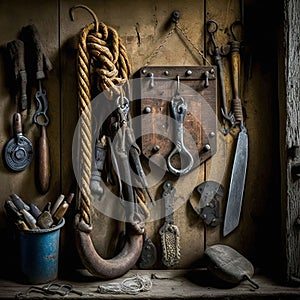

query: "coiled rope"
(70, 4), (131, 225)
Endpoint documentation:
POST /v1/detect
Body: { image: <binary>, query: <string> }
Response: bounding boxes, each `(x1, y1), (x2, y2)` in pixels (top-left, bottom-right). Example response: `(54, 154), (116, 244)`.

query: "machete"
(223, 39), (248, 236)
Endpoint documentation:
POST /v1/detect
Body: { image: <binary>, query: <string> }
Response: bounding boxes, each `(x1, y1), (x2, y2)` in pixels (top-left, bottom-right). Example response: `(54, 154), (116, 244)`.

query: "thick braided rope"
(77, 21), (131, 225)
(87, 22), (131, 97)
(78, 23), (94, 225)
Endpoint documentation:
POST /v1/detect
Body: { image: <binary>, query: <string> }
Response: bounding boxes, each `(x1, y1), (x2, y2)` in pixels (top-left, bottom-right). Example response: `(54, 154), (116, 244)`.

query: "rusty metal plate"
(138, 66), (217, 174)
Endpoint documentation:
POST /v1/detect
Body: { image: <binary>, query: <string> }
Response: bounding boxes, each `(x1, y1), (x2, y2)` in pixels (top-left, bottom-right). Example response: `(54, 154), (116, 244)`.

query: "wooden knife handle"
(38, 126), (50, 194)
(13, 113), (23, 135)
(231, 40), (244, 124)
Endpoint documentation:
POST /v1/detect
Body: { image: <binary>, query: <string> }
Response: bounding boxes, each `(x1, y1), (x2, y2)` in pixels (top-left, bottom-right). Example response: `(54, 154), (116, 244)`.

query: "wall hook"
(69, 4), (99, 31)
(171, 10), (180, 24)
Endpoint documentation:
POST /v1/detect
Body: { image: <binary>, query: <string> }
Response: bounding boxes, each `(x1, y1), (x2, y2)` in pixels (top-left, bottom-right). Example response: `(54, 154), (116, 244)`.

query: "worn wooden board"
(0, 271), (300, 299)
(281, 0), (300, 284)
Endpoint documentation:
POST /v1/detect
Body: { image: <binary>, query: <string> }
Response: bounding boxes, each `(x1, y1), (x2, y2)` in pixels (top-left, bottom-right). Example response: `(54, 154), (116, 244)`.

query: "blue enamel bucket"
(18, 218), (65, 284)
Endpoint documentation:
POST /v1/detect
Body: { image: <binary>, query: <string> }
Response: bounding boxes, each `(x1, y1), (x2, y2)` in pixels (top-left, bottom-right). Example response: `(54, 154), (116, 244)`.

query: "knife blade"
(223, 37), (248, 236)
(223, 126), (248, 236)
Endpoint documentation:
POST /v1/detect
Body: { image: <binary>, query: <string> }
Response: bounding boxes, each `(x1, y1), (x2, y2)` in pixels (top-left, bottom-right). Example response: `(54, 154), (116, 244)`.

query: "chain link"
(144, 27), (176, 66)
(175, 23), (211, 65)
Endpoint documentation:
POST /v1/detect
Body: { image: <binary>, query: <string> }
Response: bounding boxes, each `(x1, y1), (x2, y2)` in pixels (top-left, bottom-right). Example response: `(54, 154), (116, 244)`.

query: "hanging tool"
(138, 232), (157, 269)
(223, 22), (248, 236)
(21, 24), (52, 194)
(207, 20), (235, 134)
(33, 79), (50, 194)
(189, 181), (224, 227)
(4, 113), (33, 171)
(167, 75), (194, 176)
(159, 180), (181, 267)
(7, 39), (28, 115)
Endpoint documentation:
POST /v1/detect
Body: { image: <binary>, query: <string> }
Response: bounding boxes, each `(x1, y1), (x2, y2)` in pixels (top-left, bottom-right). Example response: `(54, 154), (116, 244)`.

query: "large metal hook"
(69, 4), (99, 31)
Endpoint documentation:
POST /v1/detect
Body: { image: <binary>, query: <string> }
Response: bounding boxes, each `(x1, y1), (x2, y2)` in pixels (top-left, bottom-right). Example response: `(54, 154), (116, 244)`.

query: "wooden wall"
(0, 0), (281, 278)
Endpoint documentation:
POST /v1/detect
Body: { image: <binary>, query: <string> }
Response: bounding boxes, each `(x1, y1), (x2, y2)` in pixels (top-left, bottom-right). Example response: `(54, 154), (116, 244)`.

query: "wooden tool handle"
(13, 113), (23, 134)
(38, 126), (50, 194)
(231, 40), (243, 124)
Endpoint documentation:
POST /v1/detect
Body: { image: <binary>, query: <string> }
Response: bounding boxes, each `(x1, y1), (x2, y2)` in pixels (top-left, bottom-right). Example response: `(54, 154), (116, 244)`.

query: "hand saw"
(223, 38), (248, 236)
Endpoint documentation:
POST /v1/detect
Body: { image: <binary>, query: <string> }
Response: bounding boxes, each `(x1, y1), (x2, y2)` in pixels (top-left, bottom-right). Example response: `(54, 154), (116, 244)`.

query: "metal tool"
(22, 23), (52, 194)
(15, 282), (86, 299)
(33, 80), (49, 126)
(167, 76), (193, 176)
(207, 20), (235, 134)
(159, 180), (181, 267)
(4, 113), (33, 171)
(223, 25), (248, 236)
(34, 79), (50, 194)
(138, 232), (157, 269)
(190, 181), (224, 227)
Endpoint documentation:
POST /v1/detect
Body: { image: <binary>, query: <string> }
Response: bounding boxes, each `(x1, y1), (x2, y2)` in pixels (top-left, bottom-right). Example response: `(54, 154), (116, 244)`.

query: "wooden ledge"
(1, 269), (300, 299)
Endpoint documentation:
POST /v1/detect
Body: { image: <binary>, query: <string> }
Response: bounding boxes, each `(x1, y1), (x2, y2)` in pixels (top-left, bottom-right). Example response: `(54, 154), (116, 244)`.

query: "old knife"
(223, 38), (248, 236)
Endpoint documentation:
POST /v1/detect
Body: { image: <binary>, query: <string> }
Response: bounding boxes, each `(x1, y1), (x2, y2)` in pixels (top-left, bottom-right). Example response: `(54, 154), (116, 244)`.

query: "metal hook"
(69, 4), (99, 31)
(206, 20), (219, 49)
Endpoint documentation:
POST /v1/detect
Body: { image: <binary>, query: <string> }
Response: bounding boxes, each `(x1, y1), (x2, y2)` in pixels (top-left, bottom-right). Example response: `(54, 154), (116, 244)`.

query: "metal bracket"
(194, 181), (224, 227)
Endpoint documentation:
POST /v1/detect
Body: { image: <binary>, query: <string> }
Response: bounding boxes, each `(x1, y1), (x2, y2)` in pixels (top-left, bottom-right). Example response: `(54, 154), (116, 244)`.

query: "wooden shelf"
(1, 269), (300, 299)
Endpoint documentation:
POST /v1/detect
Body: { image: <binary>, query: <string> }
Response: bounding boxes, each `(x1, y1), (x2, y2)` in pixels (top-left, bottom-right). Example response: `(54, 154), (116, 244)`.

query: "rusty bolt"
(144, 106), (152, 114)
(171, 10), (180, 24)
(186, 70), (192, 76)
(152, 145), (160, 152)
(203, 144), (211, 152)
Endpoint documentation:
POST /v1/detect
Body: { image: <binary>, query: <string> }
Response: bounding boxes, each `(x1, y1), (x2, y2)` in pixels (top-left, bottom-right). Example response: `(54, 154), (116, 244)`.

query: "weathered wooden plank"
(282, 0), (300, 284)
(0, 272), (300, 299)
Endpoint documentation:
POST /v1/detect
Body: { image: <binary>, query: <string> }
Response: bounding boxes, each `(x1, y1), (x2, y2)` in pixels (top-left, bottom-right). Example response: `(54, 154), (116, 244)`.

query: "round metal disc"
(4, 136), (33, 171)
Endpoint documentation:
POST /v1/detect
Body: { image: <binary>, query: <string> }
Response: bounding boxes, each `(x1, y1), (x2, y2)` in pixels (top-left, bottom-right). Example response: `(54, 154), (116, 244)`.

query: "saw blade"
(223, 128), (248, 236)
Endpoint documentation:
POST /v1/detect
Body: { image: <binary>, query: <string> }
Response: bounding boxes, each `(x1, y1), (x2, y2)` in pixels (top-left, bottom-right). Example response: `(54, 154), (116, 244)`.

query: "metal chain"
(144, 23), (211, 66)
(144, 27), (176, 66)
(175, 23), (211, 65)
